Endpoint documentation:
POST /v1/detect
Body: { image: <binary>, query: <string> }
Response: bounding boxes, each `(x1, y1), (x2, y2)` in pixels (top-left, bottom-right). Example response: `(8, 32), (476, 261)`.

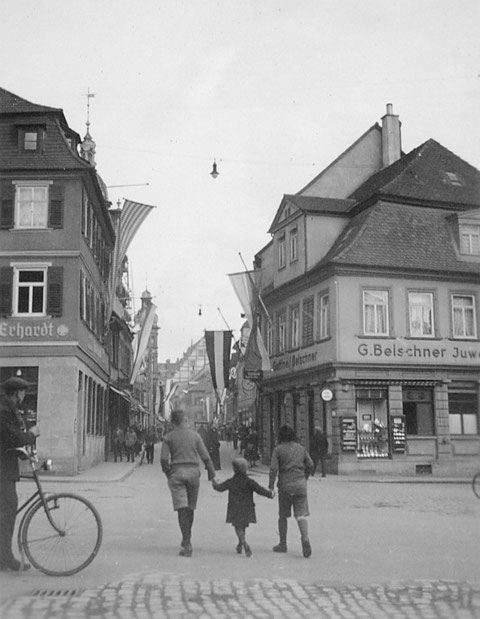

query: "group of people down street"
(0, 373), (328, 570)
(160, 409), (329, 559)
(112, 424), (160, 464)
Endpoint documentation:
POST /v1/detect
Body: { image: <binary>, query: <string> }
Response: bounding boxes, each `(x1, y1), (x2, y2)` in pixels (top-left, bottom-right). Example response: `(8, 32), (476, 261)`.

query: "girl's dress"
(214, 472), (271, 527)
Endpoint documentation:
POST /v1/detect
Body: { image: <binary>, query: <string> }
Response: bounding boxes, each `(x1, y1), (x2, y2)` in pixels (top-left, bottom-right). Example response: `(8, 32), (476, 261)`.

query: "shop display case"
(341, 416), (357, 452)
(391, 415), (406, 453)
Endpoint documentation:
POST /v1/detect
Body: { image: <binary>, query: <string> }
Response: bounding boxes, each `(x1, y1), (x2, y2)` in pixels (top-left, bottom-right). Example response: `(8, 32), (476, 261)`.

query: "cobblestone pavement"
(1, 572), (480, 618)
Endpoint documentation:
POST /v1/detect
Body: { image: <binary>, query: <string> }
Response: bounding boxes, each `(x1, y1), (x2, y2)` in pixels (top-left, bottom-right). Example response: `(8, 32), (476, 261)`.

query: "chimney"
(381, 103), (401, 168)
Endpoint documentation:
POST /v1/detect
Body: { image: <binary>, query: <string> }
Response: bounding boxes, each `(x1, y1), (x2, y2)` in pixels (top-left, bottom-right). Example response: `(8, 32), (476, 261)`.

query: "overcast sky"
(1, 0), (479, 360)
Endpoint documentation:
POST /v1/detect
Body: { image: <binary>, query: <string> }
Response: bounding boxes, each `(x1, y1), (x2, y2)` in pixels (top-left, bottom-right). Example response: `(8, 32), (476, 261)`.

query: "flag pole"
(238, 252), (272, 325)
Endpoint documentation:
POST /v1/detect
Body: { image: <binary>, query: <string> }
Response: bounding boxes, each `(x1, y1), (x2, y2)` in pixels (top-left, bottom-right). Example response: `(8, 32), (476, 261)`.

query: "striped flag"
(205, 331), (233, 397)
(130, 302), (157, 384)
(107, 199), (155, 324)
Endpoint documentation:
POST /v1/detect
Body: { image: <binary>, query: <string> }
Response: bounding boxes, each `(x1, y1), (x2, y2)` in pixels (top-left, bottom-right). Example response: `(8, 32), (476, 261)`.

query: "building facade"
(256, 105), (480, 476)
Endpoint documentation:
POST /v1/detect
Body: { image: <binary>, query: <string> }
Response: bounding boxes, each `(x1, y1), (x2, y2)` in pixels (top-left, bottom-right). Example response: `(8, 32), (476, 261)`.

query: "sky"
(1, 0), (479, 361)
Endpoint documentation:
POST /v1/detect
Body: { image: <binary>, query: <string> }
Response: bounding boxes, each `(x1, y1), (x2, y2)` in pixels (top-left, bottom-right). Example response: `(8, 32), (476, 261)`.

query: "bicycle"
(15, 447), (103, 576)
(473, 472), (480, 499)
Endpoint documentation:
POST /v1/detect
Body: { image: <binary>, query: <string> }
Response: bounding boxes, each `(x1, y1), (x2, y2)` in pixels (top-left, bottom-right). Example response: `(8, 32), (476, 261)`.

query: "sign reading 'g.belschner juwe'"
(357, 339), (480, 364)
(0, 320), (69, 339)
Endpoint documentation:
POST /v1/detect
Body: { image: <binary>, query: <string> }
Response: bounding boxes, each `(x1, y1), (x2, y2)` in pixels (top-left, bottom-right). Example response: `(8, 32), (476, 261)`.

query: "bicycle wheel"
(20, 492), (102, 576)
(473, 473), (480, 499)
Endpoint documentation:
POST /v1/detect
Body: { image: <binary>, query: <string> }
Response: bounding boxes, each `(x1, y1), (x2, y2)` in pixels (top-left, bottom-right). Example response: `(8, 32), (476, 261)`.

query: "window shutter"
(0, 267), (13, 316)
(48, 183), (64, 228)
(47, 266), (63, 316)
(0, 182), (15, 229)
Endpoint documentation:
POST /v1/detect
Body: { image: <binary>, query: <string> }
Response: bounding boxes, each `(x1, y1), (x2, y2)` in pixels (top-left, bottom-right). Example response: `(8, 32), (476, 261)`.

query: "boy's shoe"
(243, 543), (252, 557)
(179, 542), (192, 557)
(273, 543), (287, 553)
(302, 539), (312, 558)
(236, 543), (243, 554)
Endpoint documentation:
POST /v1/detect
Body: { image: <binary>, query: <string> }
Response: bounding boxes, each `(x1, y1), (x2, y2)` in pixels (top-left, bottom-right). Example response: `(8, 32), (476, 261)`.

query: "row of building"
(0, 87), (160, 474)
(240, 105), (480, 476)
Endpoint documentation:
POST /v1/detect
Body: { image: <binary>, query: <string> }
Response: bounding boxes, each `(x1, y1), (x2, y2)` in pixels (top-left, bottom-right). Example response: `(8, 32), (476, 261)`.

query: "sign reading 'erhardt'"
(0, 321), (69, 339)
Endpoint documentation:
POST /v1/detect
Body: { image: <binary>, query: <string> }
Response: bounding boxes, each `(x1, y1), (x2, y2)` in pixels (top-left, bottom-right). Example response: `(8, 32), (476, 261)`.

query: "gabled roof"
(318, 200), (479, 275)
(268, 194), (354, 232)
(350, 139), (480, 208)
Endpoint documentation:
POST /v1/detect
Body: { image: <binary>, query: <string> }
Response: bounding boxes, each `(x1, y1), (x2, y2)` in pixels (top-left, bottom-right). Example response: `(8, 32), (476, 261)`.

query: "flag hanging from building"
(205, 330), (233, 397)
(228, 271), (271, 374)
(107, 199), (155, 324)
(130, 302), (157, 384)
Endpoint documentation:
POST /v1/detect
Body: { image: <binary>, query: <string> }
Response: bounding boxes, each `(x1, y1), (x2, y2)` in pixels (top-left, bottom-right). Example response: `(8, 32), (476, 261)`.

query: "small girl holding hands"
(212, 457), (274, 556)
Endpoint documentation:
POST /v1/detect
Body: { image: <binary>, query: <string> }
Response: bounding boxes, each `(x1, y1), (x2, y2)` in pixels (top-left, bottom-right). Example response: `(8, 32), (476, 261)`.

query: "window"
(23, 131), (39, 151)
(290, 305), (299, 349)
(363, 290), (389, 336)
(266, 320), (273, 356)
(15, 184), (49, 228)
(277, 310), (286, 353)
(319, 293), (329, 339)
(278, 235), (286, 269)
(445, 171), (462, 186)
(408, 292), (434, 337)
(452, 295), (477, 339)
(302, 296), (314, 346)
(449, 392), (478, 435)
(13, 268), (46, 316)
(460, 224), (480, 255)
(289, 228), (298, 262)
(402, 388), (434, 435)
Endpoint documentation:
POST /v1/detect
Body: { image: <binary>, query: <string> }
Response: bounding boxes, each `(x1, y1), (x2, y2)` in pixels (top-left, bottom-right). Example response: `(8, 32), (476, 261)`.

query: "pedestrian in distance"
(112, 425), (125, 462)
(310, 426), (329, 477)
(0, 377), (40, 571)
(244, 427), (259, 467)
(145, 425), (157, 464)
(212, 457), (274, 557)
(125, 426), (137, 462)
(206, 423), (221, 471)
(269, 425), (314, 558)
(160, 409), (216, 557)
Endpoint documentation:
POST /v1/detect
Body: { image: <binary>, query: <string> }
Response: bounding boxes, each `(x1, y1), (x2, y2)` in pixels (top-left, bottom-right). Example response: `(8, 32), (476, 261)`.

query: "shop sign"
(321, 388), (333, 402)
(272, 346), (319, 373)
(0, 320), (69, 340)
(357, 341), (480, 363)
(243, 368), (263, 381)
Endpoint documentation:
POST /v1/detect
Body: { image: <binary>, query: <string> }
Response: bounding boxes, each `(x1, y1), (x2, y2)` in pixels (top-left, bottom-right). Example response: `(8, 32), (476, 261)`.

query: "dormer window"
(19, 127), (43, 153)
(460, 224), (480, 255)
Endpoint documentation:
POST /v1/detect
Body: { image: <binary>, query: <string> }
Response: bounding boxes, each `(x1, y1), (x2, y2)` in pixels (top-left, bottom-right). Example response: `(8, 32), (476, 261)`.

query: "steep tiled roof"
(0, 87), (63, 115)
(350, 139), (480, 207)
(319, 200), (479, 275)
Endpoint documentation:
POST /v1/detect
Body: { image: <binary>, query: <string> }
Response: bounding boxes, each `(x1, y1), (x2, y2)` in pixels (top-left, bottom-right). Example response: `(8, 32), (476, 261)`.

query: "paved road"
(0, 443), (479, 618)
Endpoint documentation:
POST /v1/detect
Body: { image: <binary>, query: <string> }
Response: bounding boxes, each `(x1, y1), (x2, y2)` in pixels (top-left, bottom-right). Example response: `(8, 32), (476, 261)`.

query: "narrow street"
(0, 443), (479, 617)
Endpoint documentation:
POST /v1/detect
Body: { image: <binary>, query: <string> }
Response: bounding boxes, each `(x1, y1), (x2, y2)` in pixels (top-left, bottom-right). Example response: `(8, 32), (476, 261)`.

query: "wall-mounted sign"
(0, 320), (69, 339)
(321, 388), (333, 402)
(243, 368), (263, 382)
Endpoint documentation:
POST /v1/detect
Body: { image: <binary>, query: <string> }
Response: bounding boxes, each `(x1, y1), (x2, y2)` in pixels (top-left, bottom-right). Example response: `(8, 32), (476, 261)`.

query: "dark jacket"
(0, 396), (36, 481)
(214, 472), (272, 526)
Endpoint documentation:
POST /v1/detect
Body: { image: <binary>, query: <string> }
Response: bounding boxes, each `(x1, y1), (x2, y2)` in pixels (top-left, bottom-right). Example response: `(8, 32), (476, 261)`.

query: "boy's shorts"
(278, 489), (309, 519)
(167, 466), (200, 510)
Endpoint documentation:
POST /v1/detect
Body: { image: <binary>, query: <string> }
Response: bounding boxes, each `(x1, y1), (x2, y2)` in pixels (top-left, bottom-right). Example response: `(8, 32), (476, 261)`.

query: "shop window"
(363, 290), (389, 336)
(408, 292), (434, 337)
(290, 304), (299, 349)
(452, 295), (477, 339)
(356, 392), (389, 458)
(448, 392), (478, 435)
(402, 388), (434, 435)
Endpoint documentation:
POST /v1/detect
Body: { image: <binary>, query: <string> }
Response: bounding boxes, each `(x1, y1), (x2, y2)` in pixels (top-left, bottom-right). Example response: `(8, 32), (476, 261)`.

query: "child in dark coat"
(212, 457), (274, 557)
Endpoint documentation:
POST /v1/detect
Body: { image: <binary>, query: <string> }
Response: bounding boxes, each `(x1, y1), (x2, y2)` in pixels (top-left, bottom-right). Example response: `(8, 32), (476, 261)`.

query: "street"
(0, 442), (479, 618)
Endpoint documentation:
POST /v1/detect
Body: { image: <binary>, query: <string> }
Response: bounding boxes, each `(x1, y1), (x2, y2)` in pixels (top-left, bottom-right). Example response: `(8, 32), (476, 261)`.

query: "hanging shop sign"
(321, 388), (333, 402)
